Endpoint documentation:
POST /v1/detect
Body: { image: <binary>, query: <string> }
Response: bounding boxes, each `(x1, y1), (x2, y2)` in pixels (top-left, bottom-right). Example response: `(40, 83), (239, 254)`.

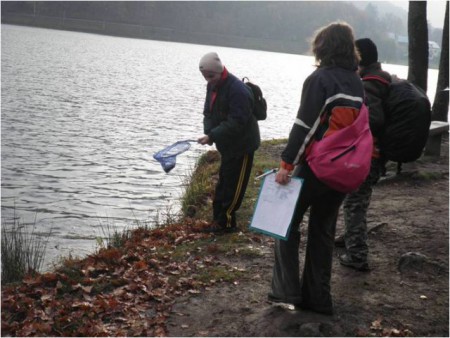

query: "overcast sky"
(390, 0), (447, 29)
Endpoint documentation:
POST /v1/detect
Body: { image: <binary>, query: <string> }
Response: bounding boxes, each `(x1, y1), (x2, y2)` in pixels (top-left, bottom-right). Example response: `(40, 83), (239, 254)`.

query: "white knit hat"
(199, 52), (224, 73)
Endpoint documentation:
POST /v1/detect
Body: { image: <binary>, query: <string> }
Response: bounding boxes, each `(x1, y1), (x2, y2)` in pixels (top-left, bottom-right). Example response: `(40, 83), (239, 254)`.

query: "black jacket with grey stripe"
(282, 65), (365, 166)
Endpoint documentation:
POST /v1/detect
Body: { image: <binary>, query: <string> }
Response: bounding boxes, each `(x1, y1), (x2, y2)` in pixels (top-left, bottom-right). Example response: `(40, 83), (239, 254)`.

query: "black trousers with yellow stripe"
(213, 152), (254, 229)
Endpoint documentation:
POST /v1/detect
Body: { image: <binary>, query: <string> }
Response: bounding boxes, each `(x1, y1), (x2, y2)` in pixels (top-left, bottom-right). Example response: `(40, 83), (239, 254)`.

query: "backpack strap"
(362, 75), (390, 86)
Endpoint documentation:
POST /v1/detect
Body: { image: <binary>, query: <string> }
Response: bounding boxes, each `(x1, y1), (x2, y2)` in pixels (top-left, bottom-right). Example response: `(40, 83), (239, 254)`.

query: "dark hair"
(311, 21), (359, 70)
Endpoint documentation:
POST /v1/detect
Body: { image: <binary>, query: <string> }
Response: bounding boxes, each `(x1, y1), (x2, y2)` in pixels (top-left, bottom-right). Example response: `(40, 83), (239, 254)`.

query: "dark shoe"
(200, 222), (238, 234)
(295, 302), (333, 316)
(267, 293), (303, 306)
(200, 222), (226, 234)
(334, 235), (345, 247)
(339, 253), (369, 271)
(223, 226), (238, 233)
(267, 293), (286, 304)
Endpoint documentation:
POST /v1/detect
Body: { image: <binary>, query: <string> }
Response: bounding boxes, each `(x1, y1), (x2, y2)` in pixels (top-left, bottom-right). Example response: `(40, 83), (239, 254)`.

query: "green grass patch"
(181, 150), (220, 220)
(1, 213), (51, 284)
(195, 265), (245, 284)
(180, 140), (283, 224)
(412, 171), (447, 180)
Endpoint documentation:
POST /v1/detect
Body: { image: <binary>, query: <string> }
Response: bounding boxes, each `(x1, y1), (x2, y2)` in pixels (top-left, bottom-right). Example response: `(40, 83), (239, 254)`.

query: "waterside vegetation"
(0, 139), (283, 336)
(2, 138), (448, 336)
(1, 213), (51, 284)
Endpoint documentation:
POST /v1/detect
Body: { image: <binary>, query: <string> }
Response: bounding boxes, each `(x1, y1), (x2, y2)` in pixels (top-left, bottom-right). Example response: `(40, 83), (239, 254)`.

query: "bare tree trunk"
(432, 2), (449, 122)
(407, 1), (428, 92)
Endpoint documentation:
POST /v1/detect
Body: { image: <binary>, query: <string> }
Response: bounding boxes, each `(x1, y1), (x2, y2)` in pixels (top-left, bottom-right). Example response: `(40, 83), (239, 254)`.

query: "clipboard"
(249, 172), (303, 240)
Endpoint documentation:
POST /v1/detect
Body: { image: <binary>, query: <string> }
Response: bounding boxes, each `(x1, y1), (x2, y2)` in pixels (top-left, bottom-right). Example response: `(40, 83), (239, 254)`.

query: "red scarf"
(210, 67), (229, 111)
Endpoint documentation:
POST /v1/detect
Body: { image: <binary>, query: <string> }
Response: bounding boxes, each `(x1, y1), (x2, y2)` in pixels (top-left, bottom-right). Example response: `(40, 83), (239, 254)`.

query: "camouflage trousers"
(343, 158), (382, 262)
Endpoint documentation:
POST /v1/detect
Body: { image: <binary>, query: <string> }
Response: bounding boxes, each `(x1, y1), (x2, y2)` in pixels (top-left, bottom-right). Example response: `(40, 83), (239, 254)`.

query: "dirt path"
(166, 140), (449, 337)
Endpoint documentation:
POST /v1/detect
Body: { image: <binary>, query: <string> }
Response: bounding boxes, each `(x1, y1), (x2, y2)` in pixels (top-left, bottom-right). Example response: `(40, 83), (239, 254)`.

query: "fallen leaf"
(23, 276), (41, 286)
(134, 260), (147, 270)
(42, 273), (59, 284)
(355, 328), (368, 336)
(81, 285), (93, 293)
(370, 318), (383, 330)
(82, 293), (93, 302)
(72, 301), (93, 310)
(40, 294), (52, 302)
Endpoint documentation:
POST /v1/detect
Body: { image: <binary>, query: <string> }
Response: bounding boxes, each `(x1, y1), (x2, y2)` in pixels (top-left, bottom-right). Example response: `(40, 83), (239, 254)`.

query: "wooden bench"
(424, 121), (449, 157)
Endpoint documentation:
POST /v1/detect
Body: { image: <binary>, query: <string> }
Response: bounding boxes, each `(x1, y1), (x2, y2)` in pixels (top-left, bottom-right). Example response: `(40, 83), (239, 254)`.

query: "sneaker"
(339, 253), (370, 271)
(334, 235), (345, 247)
(267, 293), (286, 304)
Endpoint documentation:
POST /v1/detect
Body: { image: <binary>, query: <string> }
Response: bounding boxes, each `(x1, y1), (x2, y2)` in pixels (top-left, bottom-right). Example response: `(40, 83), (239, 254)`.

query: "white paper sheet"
(249, 173), (303, 240)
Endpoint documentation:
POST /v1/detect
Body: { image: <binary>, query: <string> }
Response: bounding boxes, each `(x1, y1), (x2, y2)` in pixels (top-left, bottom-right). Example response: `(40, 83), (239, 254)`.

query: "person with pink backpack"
(268, 22), (365, 316)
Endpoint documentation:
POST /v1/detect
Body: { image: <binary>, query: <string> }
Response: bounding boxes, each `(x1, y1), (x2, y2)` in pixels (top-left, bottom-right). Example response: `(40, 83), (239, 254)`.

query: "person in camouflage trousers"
(339, 158), (382, 270)
(336, 38), (391, 271)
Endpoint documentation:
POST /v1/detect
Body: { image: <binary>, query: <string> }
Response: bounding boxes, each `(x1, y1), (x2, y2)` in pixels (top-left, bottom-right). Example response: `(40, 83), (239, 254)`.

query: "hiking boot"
(339, 253), (370, 271)
(334, 235), (345, 247)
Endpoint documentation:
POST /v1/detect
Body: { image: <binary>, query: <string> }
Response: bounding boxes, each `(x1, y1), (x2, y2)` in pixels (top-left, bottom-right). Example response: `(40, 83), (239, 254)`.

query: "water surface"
(1, 24), (438, 268)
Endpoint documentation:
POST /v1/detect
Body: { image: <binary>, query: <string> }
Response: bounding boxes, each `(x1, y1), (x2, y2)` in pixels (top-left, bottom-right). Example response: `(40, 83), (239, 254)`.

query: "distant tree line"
(1, 1), (444, 67)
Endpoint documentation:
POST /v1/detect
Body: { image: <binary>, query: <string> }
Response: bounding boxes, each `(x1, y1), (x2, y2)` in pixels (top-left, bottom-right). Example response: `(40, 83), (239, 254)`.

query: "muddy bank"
(167, 139), (449, 337)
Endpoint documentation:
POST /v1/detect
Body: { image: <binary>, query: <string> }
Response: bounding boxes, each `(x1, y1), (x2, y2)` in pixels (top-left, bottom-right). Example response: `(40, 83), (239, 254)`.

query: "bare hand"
(275, 168), (291, 185)
(197, 135), (212, 145)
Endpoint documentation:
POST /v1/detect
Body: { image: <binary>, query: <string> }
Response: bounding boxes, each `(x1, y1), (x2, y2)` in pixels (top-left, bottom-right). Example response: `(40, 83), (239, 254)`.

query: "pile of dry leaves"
(1, 220), (239, 336)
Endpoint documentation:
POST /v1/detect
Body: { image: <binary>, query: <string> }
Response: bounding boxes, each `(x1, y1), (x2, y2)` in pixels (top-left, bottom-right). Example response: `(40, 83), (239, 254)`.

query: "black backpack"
(242, 77), (267, 121)
(363, 76), (431, 164)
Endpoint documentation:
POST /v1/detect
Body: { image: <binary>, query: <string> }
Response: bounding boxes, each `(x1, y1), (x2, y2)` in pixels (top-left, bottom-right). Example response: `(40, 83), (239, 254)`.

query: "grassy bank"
(2, 137), (448, 336)
(1, 214), (51, 284)
(181, 139), (286, 224)
(0, 139), (285, 336)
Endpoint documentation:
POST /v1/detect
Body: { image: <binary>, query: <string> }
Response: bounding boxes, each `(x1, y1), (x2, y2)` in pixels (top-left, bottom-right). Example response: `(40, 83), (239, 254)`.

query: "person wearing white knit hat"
(199, 52), (224, 86)
(199, 52), (224, 73)
(197, 52), (261, 234)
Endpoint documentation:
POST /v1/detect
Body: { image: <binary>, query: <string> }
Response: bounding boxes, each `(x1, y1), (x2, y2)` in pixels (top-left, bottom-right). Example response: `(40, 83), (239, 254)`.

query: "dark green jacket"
(203, 70), (260, 158)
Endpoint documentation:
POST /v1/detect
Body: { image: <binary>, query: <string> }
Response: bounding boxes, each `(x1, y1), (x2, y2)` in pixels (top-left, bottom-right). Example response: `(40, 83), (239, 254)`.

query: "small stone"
(398, 252), (428, 273)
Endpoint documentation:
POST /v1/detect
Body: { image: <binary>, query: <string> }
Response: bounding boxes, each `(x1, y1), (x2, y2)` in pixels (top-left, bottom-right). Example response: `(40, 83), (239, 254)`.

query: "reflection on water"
(1, 24), (439, 268)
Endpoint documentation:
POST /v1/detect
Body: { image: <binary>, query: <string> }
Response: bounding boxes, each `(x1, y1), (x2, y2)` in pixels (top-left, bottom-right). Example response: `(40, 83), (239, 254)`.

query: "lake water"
(1, 24), (439, 269)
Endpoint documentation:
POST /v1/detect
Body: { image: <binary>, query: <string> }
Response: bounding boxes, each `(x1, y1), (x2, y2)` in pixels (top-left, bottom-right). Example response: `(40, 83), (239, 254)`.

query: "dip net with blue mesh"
(153, 140), (196, 173)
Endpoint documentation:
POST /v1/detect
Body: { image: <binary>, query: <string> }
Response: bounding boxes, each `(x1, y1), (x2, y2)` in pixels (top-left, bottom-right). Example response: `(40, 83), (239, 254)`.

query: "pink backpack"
(307, 103), (373, 193)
